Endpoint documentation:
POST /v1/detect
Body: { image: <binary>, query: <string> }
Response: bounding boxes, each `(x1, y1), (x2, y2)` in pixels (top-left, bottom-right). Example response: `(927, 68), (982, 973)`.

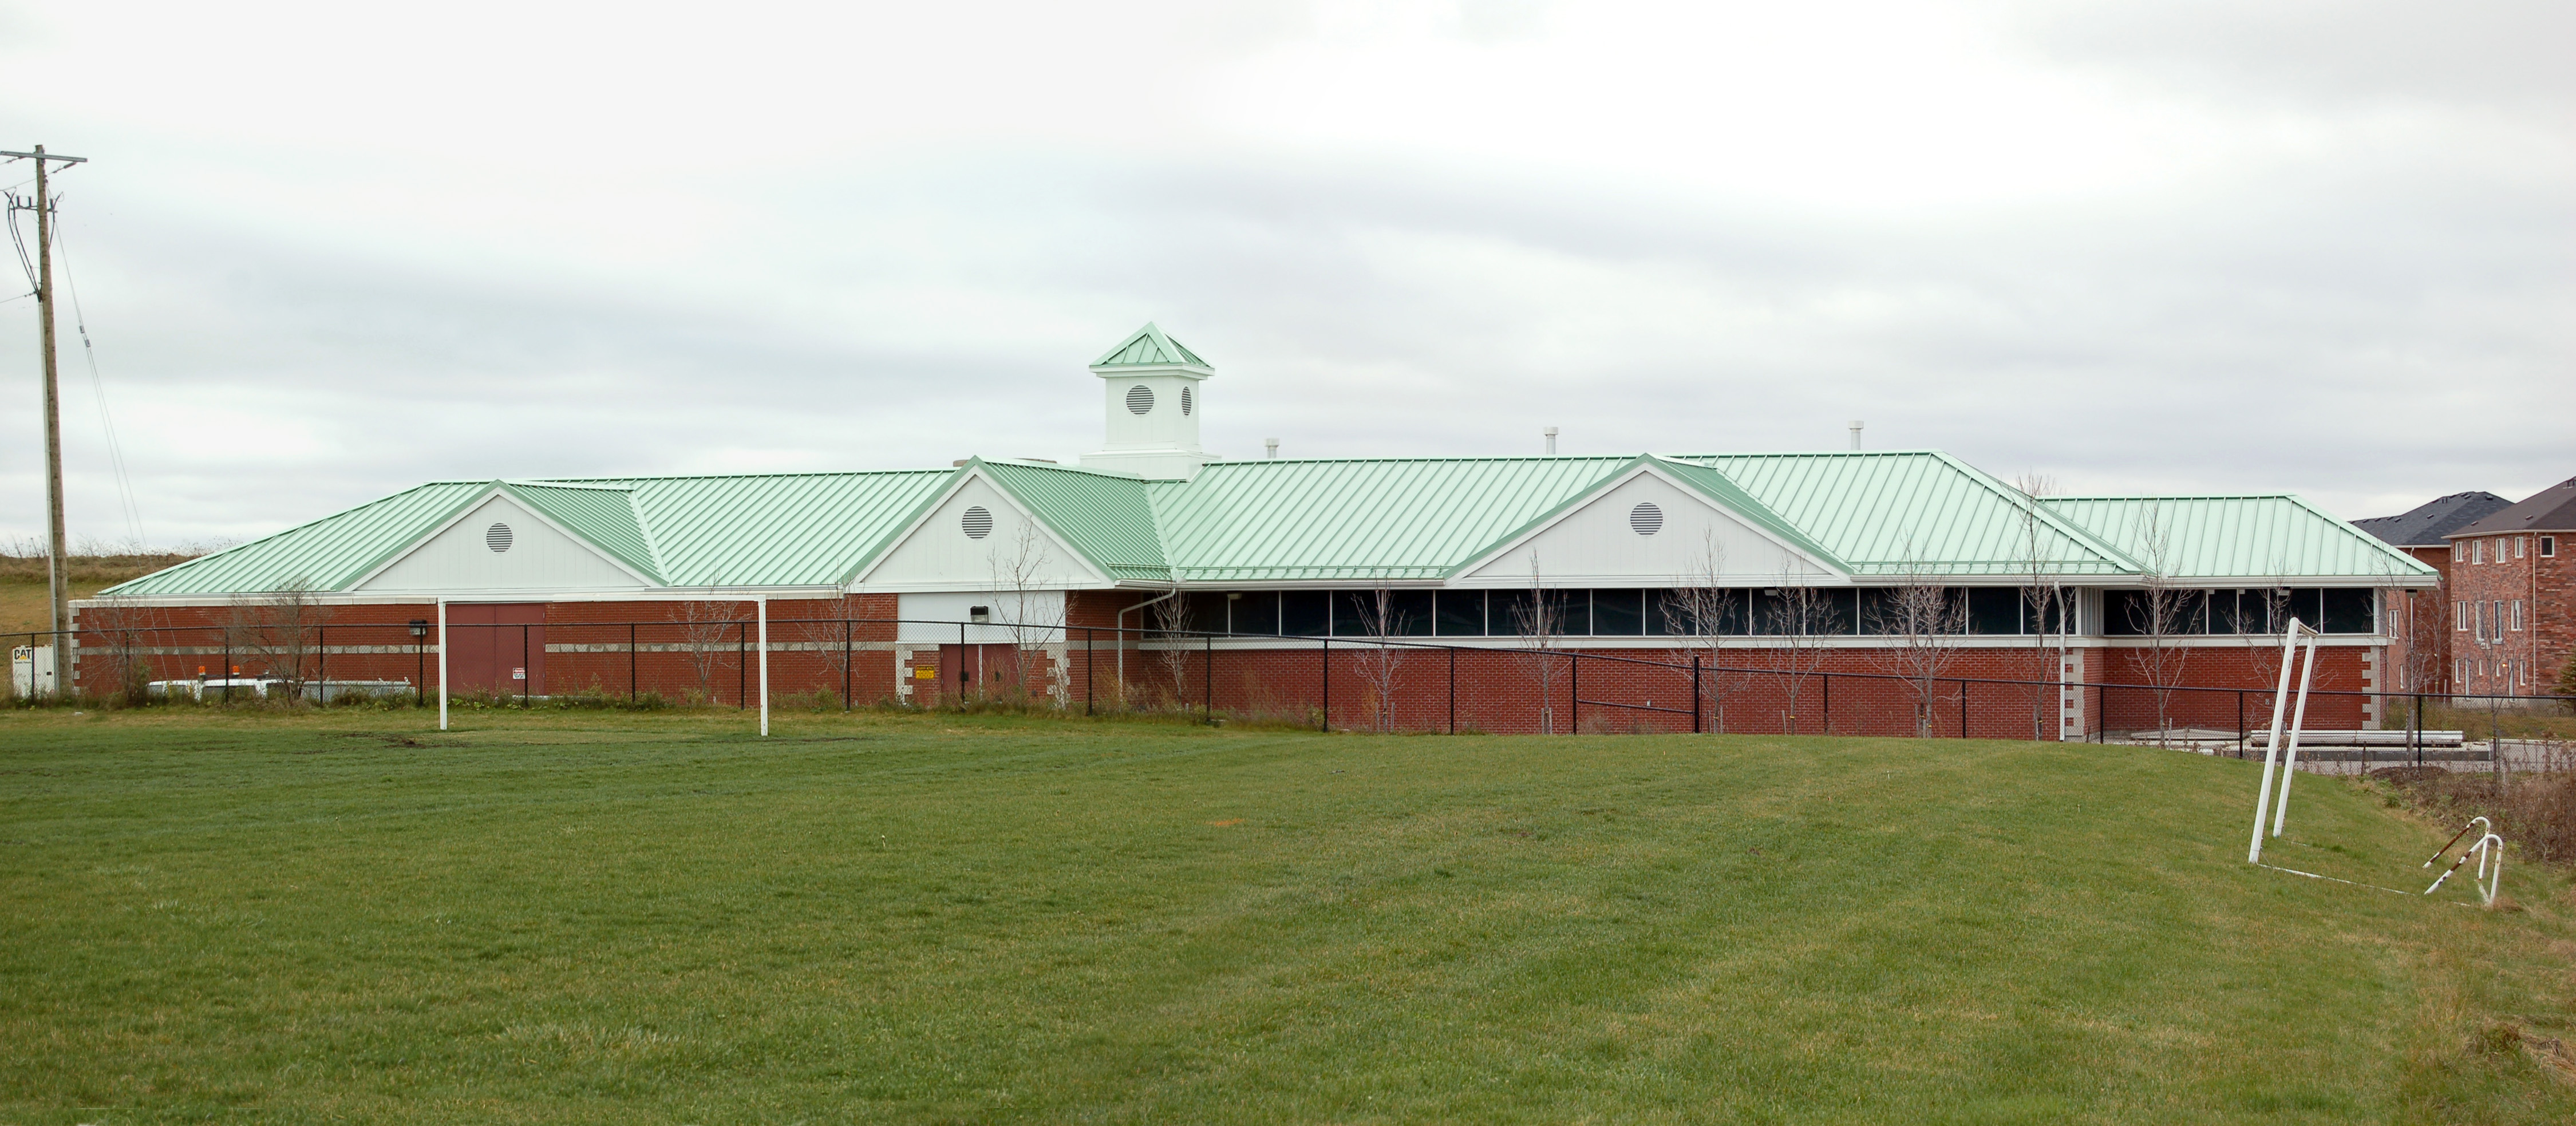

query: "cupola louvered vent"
(485, 523), (513, 552)
(961, 505), (993, 539)
(1180, 385), (1193, 416)
(1125, 385), (1155, 414)
(1629, 503), (1663, 536)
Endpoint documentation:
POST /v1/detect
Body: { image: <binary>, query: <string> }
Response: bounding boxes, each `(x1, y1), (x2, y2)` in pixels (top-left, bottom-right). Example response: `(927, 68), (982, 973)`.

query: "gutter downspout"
(1116, 587), (1180, 697)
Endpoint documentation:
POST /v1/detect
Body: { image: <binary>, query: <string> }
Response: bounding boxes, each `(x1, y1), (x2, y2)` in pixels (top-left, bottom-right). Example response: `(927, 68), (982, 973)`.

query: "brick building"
(2441, 477), (2576, 698)
(66, 324), (2439, 736)
(2353, 491), (2509, 694)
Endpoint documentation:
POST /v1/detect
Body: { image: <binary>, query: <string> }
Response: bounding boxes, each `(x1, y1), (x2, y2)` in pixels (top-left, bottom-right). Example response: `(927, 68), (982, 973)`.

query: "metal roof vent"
(1629, 503), (1663, 536)
(961, 505), (993, 539)
(485, 523), (513, 552)
(1180, 385), (1193, 416)
(1125, 385), (1155, 414)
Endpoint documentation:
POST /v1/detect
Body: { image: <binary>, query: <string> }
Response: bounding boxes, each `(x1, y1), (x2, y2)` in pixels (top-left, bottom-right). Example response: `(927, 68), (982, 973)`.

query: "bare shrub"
(223, 582), (333, 703)
(1350, 583), (1414, 732)
(675, 600), (740, 705)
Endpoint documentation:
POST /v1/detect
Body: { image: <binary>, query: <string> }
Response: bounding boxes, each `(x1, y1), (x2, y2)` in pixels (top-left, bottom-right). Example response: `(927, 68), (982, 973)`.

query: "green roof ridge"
(1089, 322), (1209, 369)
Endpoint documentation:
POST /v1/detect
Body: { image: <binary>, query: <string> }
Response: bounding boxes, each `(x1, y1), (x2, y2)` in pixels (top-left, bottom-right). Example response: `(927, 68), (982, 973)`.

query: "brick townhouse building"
(2354, 491), (2509, 694)
(2443, 477), (2576, 699)
(66, 325), (2439, 736)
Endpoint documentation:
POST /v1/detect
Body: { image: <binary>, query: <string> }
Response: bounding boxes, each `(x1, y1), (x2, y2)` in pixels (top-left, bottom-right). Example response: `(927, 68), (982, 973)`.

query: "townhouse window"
(2455, 600), (2468, 631)
(2472, 539), (2484, 564)
(2456, 658), (2468, 686)
(2511, 599), (2524, 630)
(2515, 536), (2526, 559)
(2543, 535), (2557, 557)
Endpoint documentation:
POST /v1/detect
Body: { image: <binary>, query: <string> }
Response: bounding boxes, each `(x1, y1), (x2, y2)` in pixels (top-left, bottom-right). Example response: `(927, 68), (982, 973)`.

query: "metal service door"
(447, 604), (547, 696)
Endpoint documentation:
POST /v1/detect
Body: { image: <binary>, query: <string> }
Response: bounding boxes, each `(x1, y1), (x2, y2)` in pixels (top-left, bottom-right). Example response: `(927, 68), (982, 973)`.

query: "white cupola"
(1078, 322), (1215, 480)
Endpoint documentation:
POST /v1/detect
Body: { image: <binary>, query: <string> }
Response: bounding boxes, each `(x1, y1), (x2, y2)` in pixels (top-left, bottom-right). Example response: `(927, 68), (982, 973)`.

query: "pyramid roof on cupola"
(1090, 322), (1211, 371)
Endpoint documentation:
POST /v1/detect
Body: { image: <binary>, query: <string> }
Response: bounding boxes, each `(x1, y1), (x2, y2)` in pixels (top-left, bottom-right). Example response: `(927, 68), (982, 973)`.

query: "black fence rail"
(11, 620), (2572, 753)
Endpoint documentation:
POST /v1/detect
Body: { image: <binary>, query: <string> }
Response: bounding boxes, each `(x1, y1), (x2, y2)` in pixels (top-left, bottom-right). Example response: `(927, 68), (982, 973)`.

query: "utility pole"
(5, 144), (88, 651)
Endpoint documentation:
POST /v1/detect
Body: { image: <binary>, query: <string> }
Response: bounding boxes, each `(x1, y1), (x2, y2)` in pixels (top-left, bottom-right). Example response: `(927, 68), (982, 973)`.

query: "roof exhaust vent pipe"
(1544, 426), (1559, 456)
(1264, 438), (1279, 460)
(1849, 420), (1863, 451)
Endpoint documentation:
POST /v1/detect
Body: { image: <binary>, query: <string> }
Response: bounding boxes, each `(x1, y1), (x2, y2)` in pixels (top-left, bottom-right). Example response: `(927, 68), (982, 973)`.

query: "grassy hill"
(2, 710), (2571, 1123)
(0, 551), (202, 638)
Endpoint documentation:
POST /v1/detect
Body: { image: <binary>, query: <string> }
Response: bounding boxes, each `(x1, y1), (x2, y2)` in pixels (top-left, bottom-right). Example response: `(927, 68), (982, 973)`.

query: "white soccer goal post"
(2247, 617), (2321, 865)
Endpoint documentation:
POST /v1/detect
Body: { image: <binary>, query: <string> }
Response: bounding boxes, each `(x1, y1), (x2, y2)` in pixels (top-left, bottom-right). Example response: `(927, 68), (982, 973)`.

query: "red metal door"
(447, 604), (547, 696)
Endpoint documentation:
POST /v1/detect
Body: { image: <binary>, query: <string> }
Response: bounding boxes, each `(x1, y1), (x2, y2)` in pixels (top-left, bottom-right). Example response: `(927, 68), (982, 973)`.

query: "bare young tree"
(2013, 473), (2066, 740)
(1150, 590), (1195, 713)
(792, 610), (856, 709)
(1671, 530), (1739, 732)
(1867, 560), (1969, 738)
(2124, 503), (2193, 745)
(1511, 556), (1566, 733)
(224, 580), (334, 703)
(80, 594), (167, 706)
(1350, 582), (1414, 732)
(1765, 554), (1840, 734)
(987, 520), (1066, 706)
(675, 599), (739, 705)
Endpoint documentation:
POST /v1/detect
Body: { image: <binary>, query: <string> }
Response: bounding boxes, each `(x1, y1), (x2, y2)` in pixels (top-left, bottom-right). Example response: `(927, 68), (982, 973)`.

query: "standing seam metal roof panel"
(2041, 495), (2435, 580)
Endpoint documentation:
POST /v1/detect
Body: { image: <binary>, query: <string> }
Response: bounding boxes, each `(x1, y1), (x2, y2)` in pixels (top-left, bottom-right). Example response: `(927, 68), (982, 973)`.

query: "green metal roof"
(1148, 457), (1635, 582)
(102, 450), (2431, 598)
(503, 482), (662, 582)
(973, 460), (1172, 582)
(2042, 495), (2436, 582)
(1089, 322), (1208, 369)
(1682, 451), (2140, 578)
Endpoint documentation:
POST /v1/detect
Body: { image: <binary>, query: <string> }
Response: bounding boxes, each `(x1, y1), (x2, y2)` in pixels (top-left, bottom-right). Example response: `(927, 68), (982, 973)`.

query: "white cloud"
(0, 0), (2567, 549)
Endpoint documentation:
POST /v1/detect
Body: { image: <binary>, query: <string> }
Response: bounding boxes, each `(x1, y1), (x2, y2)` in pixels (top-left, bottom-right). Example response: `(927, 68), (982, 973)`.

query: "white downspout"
(436, 598), (449, 732)
(756, 595), (770, 738)
(1116, 588), (1180, 695)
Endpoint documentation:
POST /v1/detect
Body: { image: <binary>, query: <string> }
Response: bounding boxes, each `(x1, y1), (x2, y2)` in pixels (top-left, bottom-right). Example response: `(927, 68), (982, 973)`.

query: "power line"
(50, 212), (147, 547)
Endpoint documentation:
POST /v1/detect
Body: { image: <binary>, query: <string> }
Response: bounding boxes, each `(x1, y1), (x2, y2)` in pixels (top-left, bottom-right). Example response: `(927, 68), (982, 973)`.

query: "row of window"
(2456, 657), (2537, 688)
(2467, 535), (2555, 564)
(2457, 598), (2526, 642)
(2101, 588), (2377, 637)
(1158, 587), (2374, 638)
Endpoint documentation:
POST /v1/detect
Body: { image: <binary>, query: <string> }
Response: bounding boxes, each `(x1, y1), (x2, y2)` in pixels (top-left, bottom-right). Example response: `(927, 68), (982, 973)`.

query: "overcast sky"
(3, 0), (2569, 551)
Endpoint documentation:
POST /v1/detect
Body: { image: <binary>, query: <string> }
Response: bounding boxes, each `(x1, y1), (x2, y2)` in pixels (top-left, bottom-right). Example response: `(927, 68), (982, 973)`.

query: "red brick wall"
(2447, 531), (2569, 698)
(68, 593), (2389, 734)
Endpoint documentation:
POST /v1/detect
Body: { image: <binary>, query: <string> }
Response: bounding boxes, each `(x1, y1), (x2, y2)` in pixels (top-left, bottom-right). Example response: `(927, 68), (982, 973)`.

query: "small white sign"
(512, 667), (527, 680)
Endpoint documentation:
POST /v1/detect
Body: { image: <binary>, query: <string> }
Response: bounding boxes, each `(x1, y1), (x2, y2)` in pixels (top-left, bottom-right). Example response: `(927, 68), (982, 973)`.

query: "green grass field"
(4, 709), (2573, 1123)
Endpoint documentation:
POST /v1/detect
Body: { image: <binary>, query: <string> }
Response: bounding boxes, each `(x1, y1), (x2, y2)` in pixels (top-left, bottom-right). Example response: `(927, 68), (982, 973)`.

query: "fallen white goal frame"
(2247, 617), (2321, 866)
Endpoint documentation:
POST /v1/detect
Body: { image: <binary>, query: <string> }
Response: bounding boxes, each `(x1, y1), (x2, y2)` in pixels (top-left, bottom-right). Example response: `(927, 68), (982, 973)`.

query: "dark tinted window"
(1281, 591), (1329, 637)
(1591, 589), (1645, 635)
(1653, 588), (1741, 635)
(1490, 590), (1578, 637)
(1227, 591), (1279, 635)
(2320, 588), (2375, 634)
(1332, 590), (1435, 636)
(1180, 592), (1229, 636)
(1435, 591), (1485, 636)
(1966, 588), (2021, 635)
(2021, 589), (2072, 634)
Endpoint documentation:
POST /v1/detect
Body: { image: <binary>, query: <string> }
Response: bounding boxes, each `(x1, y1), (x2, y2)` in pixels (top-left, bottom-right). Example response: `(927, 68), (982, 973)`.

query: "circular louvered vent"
(485, 523), (513, 552)
(1629, 503), (1664, 536)
(1125, 385), (1155, 414)
(961, 505), (993, 539)
(1181, 385), (1194, 416)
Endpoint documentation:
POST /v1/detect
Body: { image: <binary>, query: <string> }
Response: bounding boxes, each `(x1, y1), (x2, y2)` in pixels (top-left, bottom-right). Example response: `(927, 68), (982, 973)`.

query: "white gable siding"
(896, 591), (1068, 643)
(856, 476), (1103, 592)
(358, 496), (647, 592)
(1459, 472), (1836, 587)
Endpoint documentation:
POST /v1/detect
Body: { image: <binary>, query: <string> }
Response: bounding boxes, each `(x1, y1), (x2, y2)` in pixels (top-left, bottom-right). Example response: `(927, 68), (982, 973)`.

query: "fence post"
(1203, 631), (1214, 724)
(1448, 645), (1456, 734)
(522, 624), (531, 708)
(315, 624), (325, 704)
(1959, 678), (1968, 739)
(843, 617), (853, 712)
(1820, 672), (1830, 736)
(222, 634), (231, 704)
(1319, 636), (1329, 732)
(1085, 627), (1094, 715)
(2235, 690), (2245, 757)
(2413, 692), (2423, 767)
(1692, 654), (1701, 734)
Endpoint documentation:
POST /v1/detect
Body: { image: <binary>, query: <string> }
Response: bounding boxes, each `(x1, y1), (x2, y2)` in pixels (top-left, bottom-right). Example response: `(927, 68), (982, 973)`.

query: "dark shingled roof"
(2353, 491), (2511, 547)
(2452, 476), (2576, 538)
